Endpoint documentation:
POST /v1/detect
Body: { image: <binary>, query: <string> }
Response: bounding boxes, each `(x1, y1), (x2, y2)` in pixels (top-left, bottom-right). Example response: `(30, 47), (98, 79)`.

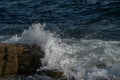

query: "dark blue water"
(1, 1), (120, 80)
(0, 0), (120, 40)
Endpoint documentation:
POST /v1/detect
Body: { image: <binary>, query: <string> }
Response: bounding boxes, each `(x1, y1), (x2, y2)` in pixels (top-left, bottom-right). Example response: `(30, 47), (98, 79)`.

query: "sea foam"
(3, 23), (120, 80)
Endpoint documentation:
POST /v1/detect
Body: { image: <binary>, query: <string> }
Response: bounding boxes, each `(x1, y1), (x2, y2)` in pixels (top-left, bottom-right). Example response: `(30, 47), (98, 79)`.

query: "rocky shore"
(0, 43), (65, 79)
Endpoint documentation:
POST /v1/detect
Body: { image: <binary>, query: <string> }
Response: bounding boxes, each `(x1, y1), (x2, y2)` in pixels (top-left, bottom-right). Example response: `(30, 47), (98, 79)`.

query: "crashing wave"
(2, 23), (120, 80)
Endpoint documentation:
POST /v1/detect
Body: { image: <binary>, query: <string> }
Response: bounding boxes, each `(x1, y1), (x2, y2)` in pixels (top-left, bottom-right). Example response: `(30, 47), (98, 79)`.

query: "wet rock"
(40, 69), (66, 79)
(37, 69), (65, 78)
(0, 43), (44, 76)
(0, 43), (68, 79)
(96, 62), (106, 69)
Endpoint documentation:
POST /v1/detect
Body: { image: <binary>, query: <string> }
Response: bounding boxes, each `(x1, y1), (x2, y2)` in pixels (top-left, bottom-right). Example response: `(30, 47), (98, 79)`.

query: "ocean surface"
(0, 0), (120, 80)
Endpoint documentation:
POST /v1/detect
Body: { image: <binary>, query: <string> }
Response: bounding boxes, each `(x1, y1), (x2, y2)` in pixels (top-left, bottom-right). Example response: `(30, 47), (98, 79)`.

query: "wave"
(2, 23), (120, 80)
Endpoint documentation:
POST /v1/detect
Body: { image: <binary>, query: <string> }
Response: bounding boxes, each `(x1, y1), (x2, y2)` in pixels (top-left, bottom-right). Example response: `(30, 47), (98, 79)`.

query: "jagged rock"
(0, 43), (44, 76)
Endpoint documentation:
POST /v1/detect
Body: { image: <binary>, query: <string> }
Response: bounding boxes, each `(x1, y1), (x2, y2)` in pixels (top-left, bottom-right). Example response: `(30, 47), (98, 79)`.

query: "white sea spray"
(2, 23), (120, 80)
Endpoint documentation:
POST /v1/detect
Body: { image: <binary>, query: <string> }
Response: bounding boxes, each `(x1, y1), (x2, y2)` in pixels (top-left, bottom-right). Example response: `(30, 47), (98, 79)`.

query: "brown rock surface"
(0, 43), (44, 76)
(0, 43), (66, 79)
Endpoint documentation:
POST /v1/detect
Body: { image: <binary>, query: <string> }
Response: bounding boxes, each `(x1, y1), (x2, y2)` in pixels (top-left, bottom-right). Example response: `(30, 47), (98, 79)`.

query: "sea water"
(0, 0), (120, 80)
(1, 23), (120, 80)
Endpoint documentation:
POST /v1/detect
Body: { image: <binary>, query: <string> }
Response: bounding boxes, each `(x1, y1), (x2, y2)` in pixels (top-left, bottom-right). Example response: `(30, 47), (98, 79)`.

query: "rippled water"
(0, 0), (120, 40)
(0, 0), (120, 80)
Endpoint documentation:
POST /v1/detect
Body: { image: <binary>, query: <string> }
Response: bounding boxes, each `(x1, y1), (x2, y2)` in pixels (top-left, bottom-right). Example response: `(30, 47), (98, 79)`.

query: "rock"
(0, 43), (67, 79)
(40, 69), (65, 78)
(96, 62), (106, 69)
(0, 43), (44, 76)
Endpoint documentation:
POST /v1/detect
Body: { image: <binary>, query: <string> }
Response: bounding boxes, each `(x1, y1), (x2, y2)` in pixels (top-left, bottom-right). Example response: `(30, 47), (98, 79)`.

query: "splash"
(3, 23), (120, 80)
(3, 23), (78, 78)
